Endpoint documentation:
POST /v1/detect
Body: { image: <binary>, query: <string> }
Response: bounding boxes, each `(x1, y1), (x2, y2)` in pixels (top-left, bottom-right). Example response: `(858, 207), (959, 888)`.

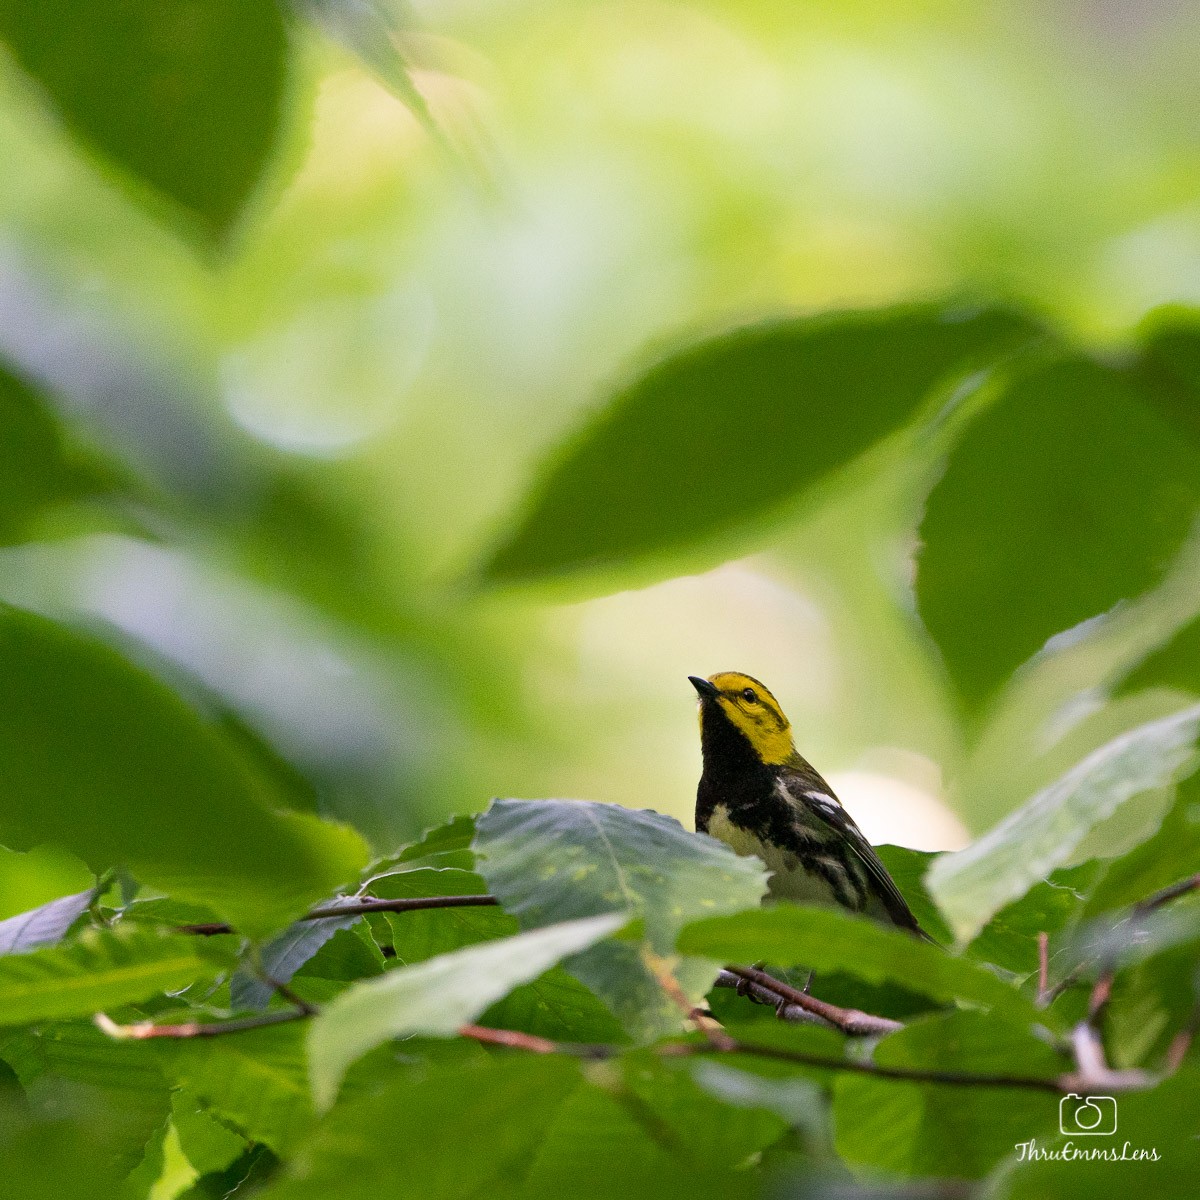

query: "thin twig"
(723, 965), (903, 1036)
(459, 1024), (560, 1054)
(459, 1023), (1067, 1092)
(1140, 872), (1200, 913)
(178, 894), (498, 936)
(1036, 931), (1049, 1006)
(95, 1009), (308, 1040)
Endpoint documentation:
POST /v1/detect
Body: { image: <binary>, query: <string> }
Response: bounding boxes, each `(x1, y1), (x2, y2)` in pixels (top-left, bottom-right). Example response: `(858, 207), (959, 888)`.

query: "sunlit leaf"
(473, 799), (768, 1041)
(307, 912), (626, 1109)
(0, 605), (368, 938)
(927, 705), (1200, 942)
(0, 0), (287, 240)
(480, 303), (1040, 588)
(917, 355), (1200, 711)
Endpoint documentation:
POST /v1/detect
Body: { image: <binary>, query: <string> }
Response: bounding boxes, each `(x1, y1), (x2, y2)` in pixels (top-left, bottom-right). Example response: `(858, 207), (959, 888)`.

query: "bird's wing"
(783, 765), (933, 941)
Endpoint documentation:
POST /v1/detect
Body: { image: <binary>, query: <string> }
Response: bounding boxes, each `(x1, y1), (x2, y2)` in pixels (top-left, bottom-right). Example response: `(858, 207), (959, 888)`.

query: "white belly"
(706, 805), (839, 907)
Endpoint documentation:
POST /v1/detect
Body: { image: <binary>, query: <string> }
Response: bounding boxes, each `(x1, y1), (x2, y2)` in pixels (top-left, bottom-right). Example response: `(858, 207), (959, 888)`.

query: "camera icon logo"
(1059, 1093), (1118, 1136)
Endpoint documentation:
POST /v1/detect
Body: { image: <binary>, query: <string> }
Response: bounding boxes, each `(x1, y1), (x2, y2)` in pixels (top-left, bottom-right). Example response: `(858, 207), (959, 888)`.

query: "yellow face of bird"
(696, 671), (796, 765)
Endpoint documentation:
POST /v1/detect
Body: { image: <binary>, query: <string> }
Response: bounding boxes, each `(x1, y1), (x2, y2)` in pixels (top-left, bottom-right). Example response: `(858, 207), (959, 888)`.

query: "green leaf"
(874, 845), (954, 946)
(1117, 613), (1200, 701)
(307, 912), (626, 1109)
(0, 928), (219, 1025)
(1086, 773), (1200, 915)
(916, 356), (1200, 711)
(170, 1089), (247, 1176)
(0, 606), (368, 938)
(473, 799), (768, 1041)
(678, 904), (1032, 1018)
(999, 1069), (1200, 1198)
(230, 900), (367, 1012)
(0, 363), (106, 543)
(24, 1022), (171, 1178)
(261, 1056), (581, 1200)
(0, 889), (95, 955)
(519, 1061), (771, 1200)
(833, 1012), (1061, 1179)
(479, 966), (626, 1044)
(480, 303), (1040, 587)
(927, 705), (1200, 942)
(159, 1022), (313, 1157)
(966, 863), (1098, 976)
(0, 0), (287, 240)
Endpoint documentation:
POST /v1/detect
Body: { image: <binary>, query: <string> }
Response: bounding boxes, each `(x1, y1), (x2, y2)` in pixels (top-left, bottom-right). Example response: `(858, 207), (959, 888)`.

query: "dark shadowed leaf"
(230, 899), (367, 1012)
(927, 705), (1200, 942)
(480, 303), (1040, 587)
(0, 890), (94, 956)
(917, 356), (1200, 711)
(473, 799), (768, 1040)
(0, 606), (368, 938)
(0, 0), (287, 240)
(833, 1012), (1061, 1179)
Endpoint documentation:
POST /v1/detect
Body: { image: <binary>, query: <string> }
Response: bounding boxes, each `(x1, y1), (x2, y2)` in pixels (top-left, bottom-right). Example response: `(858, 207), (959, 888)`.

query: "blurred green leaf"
(519, 1061), (769, 1200)
(1117, 614), (1200, 701)
(307, 911), (626, 1109)
(263, 1055), (581, 1200)
(927, 705), (1200, 942)
(159, 1022), (313, 1157)
(474, 799), (768, 1041)
(1086, 774), (1200, 915)
(0, 928), (218, 1025)
(25, 1022), (171, 1179)
(833, 1012), (1061, 1179)
(0, 0), (287, 240)
(0, 362), (110, 544)
(0, 889), (94, 955)
(171, 1089), (246, 1177)
(0, 605), (368, 938)
(480, 303), (1040, 588)
(999, 1069), (1200, 1198)
(678, 904), (1032, 1018)
(1136, 305), (1200, 448)
(917, 356), (1200, 711)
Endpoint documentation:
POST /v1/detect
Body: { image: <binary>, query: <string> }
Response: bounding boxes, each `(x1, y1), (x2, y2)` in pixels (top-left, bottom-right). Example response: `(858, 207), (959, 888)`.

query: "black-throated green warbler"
(690, 671), (930, 940)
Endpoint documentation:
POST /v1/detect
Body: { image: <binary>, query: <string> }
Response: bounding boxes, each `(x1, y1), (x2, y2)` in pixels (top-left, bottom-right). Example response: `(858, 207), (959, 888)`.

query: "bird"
(690, 671), (931, 940)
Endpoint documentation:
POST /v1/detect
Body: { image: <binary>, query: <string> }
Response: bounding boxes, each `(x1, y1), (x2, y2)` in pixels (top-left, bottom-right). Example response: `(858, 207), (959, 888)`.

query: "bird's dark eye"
(741, 688), (758, 704)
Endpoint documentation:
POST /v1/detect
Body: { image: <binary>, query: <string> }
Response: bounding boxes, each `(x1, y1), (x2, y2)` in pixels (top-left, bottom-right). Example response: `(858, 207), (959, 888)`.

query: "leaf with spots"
(473, 799), (769, 1041)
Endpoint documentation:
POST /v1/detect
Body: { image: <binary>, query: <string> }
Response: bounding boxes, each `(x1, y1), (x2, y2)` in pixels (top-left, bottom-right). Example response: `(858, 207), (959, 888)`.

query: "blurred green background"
(4, 0), (1200, 904)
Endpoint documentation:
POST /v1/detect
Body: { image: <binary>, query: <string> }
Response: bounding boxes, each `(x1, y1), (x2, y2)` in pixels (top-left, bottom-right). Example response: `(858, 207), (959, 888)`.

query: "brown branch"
(459, 1024), (560, 1053)
(178, 894), (498, 936)
(1139, 872), (1200, 913)
(713, 969), (827, 1026)
(722, 965), (903, 1036)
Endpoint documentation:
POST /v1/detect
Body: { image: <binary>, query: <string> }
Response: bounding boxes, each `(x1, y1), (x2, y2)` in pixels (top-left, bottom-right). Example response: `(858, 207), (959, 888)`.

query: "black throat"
(695, 702), (777, 831)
